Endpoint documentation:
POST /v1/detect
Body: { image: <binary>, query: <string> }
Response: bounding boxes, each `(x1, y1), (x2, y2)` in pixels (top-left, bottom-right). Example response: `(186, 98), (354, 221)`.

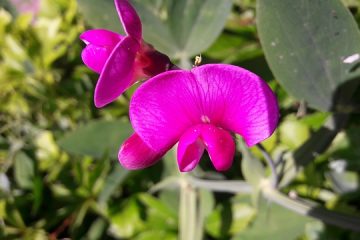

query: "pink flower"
(10, 0), (40, 16)
(119, 64), (279, 172)
(80, 0), (172, 108)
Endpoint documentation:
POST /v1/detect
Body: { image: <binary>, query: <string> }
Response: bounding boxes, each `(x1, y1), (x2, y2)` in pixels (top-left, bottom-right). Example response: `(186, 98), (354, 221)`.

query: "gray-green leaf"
(58, 120), (132, 159)
(257, 0), (360, 111)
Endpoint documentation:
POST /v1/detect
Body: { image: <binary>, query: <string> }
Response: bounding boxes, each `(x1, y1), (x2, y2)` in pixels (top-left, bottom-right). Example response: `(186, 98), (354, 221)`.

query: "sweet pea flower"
(80, 0), (172, 107)
(119, 64), (279, 172)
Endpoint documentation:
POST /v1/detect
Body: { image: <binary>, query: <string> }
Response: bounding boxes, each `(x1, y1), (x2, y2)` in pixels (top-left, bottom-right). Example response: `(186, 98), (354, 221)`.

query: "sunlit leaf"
(229, 203), (256, 235)
(205, 201), (232, 238)
(23, 228), (48, 240)
(205, 195), (256, 238)
(279, 116), (310, 149)
(326, 171), (359, 194)
(109, 197), (145, 238)
(134, 230), (177, 240)
(13, 152), (35, 189)
(299, 112), (329, 130)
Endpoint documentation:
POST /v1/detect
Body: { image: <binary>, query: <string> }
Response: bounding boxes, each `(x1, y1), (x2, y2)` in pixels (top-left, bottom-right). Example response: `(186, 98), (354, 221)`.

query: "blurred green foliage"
(0, 0), (360, 239)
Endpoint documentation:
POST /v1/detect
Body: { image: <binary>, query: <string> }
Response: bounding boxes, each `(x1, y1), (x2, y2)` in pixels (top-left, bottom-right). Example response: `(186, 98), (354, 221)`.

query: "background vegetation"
(1, 0), (360, 239)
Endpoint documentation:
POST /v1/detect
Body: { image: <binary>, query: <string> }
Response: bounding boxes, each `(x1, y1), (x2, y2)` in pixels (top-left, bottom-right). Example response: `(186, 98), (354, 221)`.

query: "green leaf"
(279, 113), (349, 187)
(159, 189), (180, 218)
(98, 165), (129, 204)
(86, 218), (107, 240)
(129, 0), (176, 57)
(89, 159), (110, 194)
(138, 193), (178, 230)
(138, 193), (177, 219)
(303, 221), (326, 240)
(329, 126), (360, 170)
(162, 148), (180, 178)
(204, 28), (262, 64)
(73, 199), (91, 228)
(229, 202), (256, 235)
(279, 116), (310, 149)
(239, 142), (266, 187)
(5, 201), (25, 228)
(13, 152), (35, 189)
(326, 170), (359, 194)
(205, 195), (256, 238)
(205, 201), (232, 238)
(299, 112), (329, 130)
(232, 198), (313, 240)
(23, 228), (48, 240)
(32, 176), (43, 215)
(257, 0), (360, 111)
(165, 0), (233, 58)
(77, 0), (123, 33)
(58, 120), (132, 159)
(134, 230), (177, 240)
(108, 197), (145, 238)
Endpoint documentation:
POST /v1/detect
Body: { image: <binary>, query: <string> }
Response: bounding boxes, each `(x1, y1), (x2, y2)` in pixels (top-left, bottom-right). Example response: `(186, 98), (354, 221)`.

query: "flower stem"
(188, 177), (360, 232)
(188, 177), (252, 194)
(179, 177), (197, 240)
(262, 186), (360, 232)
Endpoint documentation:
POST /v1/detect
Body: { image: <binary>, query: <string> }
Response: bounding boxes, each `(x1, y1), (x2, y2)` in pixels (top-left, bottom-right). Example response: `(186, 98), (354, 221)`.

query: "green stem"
(189, 177), (360, 232)
(179, 180), (187, 240)
(262, 186), (360, 232)
(257, 143), (278, 188)
(179, 56), (192, 70)
(179, 178), (197, 240)
(189, 177), (252, 194)
(122, 92), (131, 102)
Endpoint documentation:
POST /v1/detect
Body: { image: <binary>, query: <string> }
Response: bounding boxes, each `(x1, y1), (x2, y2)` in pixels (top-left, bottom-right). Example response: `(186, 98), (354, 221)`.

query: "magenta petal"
(177, 125), (205, 172)
(94, 36), (139, 108)
(81, 44), (112, 73)
(80, 30), (123, 73)
(80, 29), (122, 46)
(191, 64), (279, 146)
(130, 70), (198, 152)
(115, 0), (142, 41)
(118, 133), (165, 170)
(201, 125), (235, 171)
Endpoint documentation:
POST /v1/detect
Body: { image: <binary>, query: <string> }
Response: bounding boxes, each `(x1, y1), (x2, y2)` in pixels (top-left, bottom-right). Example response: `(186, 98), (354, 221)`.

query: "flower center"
(201, 115), (211, 123)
